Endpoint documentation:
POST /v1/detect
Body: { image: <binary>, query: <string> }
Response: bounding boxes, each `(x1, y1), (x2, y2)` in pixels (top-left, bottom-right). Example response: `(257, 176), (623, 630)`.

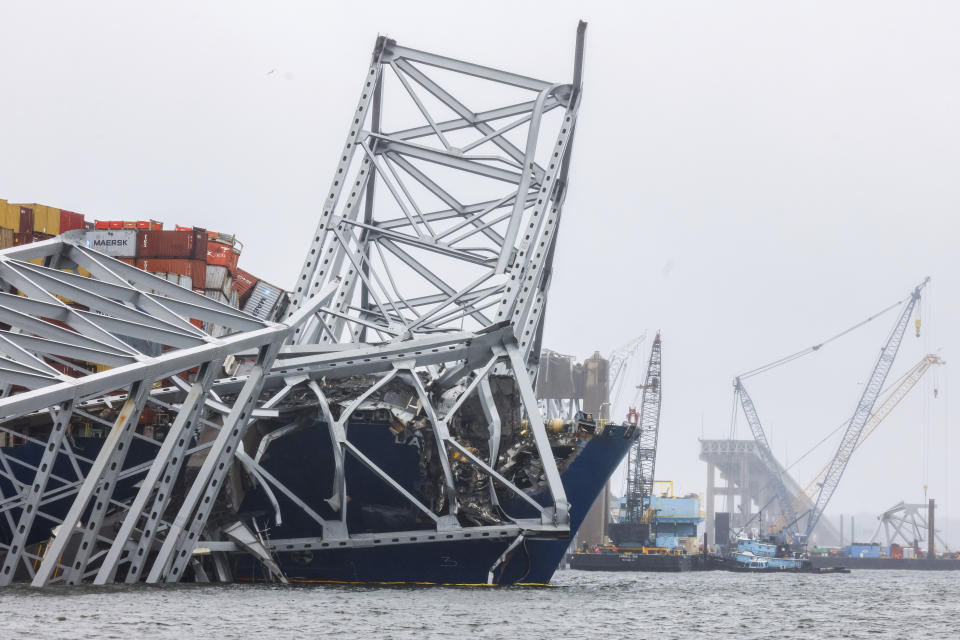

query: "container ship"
(0, 26), (607, 588)
(0, 207), (636, 584)
(2, 207), (637, 584)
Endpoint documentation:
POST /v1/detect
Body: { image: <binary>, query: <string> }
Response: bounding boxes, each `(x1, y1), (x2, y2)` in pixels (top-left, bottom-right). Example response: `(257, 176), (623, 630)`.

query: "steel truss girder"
(1, 24), (584, 588)
(284, 25), (585, 366)
(0, 237), (285, 587)
(60, 380), (154, 585)
(147, 340), (284, 583)
(256, 326), (569, 543)
(98, 361), (223, 585)
(0, 403), (74, 585)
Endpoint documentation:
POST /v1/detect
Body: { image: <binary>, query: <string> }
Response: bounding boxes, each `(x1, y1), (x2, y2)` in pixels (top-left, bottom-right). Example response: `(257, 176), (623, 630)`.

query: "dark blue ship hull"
(1, 422), (635, 585)
(236, 422), (636, 585)
(0, 437), (159, 550)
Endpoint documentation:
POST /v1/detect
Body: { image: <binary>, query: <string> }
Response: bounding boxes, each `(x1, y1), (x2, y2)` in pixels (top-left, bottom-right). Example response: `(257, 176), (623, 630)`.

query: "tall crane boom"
(770, 353), (945, 534)
(804, 277), (929, 538)
(607, 334), (647, 416)
(734, 378), (801, 539)
(625, 333), (662, 523)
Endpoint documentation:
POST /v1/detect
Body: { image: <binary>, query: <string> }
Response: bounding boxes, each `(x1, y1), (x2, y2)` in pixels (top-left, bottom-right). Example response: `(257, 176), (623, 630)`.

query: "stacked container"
(203, 232), (241, 305)
(4, 201), (86, 236)
(241, 279), (287, 321)
(2, 198), (291, 321)
(83, 229), (137, 257)
(134, 228), (208, 288)
(0, 199), (11, 249)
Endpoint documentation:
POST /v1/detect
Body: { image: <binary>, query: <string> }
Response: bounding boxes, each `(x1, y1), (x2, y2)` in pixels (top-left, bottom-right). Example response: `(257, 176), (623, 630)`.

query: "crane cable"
(738, 297), (906, 381)
(776, 362), (923, 482)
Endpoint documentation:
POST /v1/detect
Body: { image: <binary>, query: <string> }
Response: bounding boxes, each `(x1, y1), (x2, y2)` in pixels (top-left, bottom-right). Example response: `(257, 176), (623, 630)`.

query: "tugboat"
(714, 536), (849, 574)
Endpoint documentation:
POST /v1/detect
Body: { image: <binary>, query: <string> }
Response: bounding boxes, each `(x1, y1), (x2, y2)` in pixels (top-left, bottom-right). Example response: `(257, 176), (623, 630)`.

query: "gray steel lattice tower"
(625, 333), (661, 523)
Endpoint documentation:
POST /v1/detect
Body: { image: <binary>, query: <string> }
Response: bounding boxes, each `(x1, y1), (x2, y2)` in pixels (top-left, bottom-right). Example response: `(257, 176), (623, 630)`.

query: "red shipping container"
(18, 207), (34, 234)
(136, 229), (207, 260)
(135, 258), (206, 288)
(232, 268), (258, 303)
(206, 240), (240, 273)
(59, 210), (85, 233)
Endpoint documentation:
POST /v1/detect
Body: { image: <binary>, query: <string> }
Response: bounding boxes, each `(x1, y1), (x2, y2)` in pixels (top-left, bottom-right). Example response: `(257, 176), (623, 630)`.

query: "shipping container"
(0, 200), (9, 230)
(144, 272), (194, 292)
(204, 289), (231, 305)
(13, 231), (53, 246)
(13, 203), (60, 235)
(59, 209), (85, 233)
(205, 264), (233, 295)
(206, 240), (241, 273)
(83, 230), (137, 257)
(242, 279), (285, 320)
(232, 268), (258, 304)
(31, 203), (60, 235)
(95, 220), (110, 230)
(136, 228), (207, 259)
(206, 230), (237, 246)
(0, 226), (13, 250)
(135, 258), (206, 288)
(108, 221), (123, 230)
(18, 206), (34, 234)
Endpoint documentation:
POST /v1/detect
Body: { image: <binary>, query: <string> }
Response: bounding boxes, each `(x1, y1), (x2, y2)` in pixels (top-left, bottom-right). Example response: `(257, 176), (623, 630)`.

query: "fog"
(2, 1), (957, 545)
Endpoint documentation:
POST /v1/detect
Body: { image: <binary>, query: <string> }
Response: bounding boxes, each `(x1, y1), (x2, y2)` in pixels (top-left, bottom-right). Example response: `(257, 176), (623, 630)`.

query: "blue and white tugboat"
(715, 536), (849, 573)
(729, 536), (808, 571)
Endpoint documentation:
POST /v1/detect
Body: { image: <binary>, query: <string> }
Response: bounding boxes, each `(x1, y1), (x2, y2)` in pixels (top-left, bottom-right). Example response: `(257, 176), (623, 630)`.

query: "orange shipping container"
(206, 240), (241, 273)
(232, 268), (258, 302)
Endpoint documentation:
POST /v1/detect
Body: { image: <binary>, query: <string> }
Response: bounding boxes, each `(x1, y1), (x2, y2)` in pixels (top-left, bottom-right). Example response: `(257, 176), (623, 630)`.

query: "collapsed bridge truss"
(0, 23), (586, 586)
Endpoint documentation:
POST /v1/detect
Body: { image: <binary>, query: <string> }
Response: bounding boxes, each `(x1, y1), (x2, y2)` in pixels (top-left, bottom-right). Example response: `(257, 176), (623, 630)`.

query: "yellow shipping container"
(33, 203), (50, 234)
(1, 201), (19, 231)
(27, 203), (61, 235)
(10, 202), (61, 235)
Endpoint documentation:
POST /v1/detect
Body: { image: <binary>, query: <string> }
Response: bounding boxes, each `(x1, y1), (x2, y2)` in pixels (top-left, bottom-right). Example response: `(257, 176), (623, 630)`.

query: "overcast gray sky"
(2, 1), (957, 545)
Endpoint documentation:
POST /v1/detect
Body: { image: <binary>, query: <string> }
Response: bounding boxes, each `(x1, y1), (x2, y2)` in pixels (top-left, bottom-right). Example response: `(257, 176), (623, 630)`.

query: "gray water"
(1, 570), (956, 639)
